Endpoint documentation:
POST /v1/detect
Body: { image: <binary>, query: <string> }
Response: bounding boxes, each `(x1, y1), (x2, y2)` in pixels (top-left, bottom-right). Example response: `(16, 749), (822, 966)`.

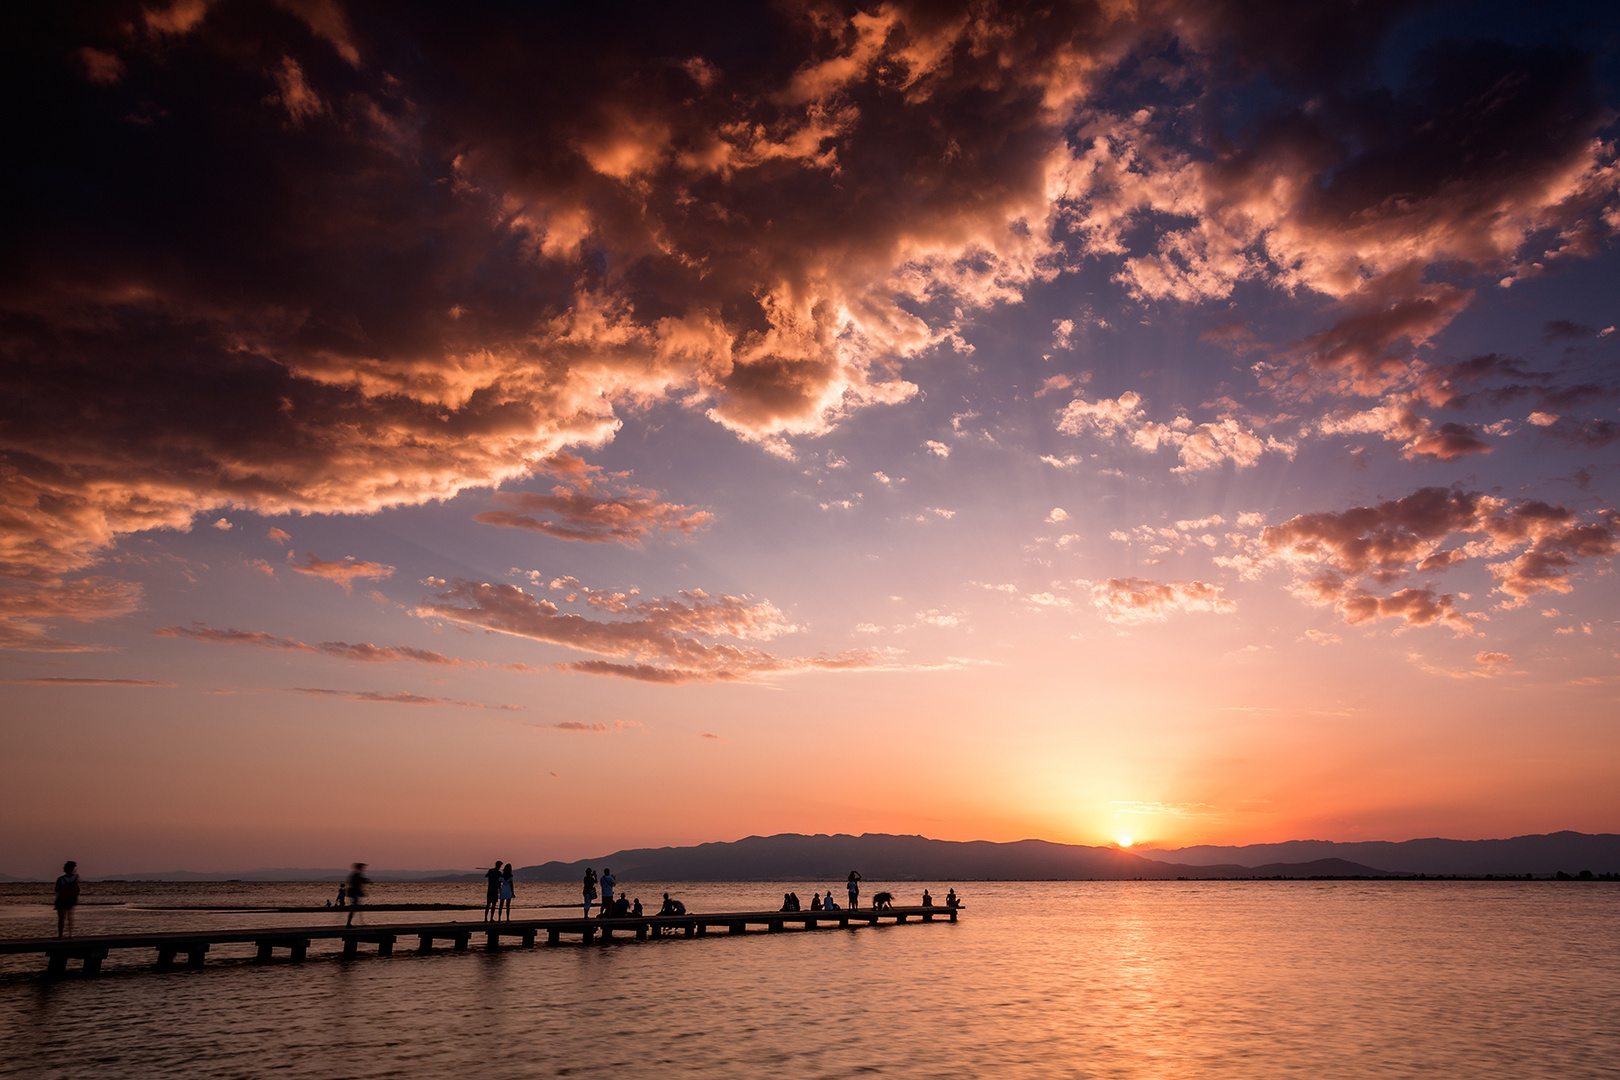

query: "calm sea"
(1, 880), (1615, 1079)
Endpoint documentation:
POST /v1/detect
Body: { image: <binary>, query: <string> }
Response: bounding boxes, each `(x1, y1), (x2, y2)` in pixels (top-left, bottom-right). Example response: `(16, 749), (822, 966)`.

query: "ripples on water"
(0, 880), (1615, 1079)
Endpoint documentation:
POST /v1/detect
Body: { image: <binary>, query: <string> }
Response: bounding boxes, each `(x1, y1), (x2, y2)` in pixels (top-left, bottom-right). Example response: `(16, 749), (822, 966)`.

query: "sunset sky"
(3, 0), (1618, 876)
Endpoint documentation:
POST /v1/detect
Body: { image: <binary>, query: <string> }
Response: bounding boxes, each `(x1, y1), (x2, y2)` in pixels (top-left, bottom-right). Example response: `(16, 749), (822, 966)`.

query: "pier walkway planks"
(2, 905), (959, 977)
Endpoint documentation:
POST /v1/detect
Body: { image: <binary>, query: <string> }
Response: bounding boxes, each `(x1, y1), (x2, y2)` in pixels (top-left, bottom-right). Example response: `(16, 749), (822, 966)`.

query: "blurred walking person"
(345, 863), (368, 926)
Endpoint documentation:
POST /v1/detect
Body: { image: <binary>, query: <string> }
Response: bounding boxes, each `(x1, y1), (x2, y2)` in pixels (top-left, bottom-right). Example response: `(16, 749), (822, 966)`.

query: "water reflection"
(0, 881), (1616, 1078)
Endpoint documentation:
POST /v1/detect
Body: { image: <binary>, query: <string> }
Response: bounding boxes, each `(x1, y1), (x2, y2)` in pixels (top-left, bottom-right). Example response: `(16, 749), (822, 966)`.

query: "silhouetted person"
(611, 894), (630, 918)
(632, 897), (643, 917)
(54, 861), (80, 937)
(847, 870), (862, 909)
(659, 892), (685, 916)
(346, 863), (368, 926)
(336, 883), (347, 908)
(811, 892), (823, 910)
(922, 889), (933, 907)
(582, 868), (598, 916)
(484, 860), (503, 921)
(823, 893), (839, 911)
(499, 863), (514, 920)
(781, 892), (795, 911)
(600, 868), (616, 916)
(945, 888), (960, 909)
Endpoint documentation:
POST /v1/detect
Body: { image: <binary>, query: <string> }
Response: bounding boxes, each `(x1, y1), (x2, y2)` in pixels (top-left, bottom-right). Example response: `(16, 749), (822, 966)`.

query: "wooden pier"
(1, 905), (958, 977)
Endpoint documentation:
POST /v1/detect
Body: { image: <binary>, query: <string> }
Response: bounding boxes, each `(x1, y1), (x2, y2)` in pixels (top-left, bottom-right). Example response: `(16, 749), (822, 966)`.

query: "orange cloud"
(0, 577), (143, 652)
(1084, 578), (1235, 624)
(475, 458), (712, 545)
(416, 579), (882, 683)
(288, 553), (395, 593)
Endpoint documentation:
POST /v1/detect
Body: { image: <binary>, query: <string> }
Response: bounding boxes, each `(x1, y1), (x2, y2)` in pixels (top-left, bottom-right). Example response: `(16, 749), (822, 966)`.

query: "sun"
(1117, 837), (1133, 847)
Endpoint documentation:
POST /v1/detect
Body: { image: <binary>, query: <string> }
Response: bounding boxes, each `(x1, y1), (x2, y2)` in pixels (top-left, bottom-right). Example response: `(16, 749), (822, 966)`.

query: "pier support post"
(948, 910), (957, 923)
(376, 937), (394, 957)
(896, 914), (907, 924)
(290, 940), (308, 961)
(342, 939), (358, 959)
(82, 951), (106, 976)
(767, 920), (781, 933)
(521, 931), (536, 948)
(547, 929), (560, 946)
(685, 924), (696, 938)
(418, 935), (433, 954)
(486, 933), (500, 950)
(636, 925), (647, 941)
(453, 934), (470, 952)
(582, 927), (596, 944)
(600, 926), (613, 942)
(729, 921), (745, 934)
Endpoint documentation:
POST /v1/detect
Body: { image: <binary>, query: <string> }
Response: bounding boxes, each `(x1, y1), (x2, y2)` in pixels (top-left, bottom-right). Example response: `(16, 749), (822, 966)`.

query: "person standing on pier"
(54, 861), (80, 937)
(847, 870), (862, 910)
(484, 860), (503, 921)
(582, 868), (598, 916)
(499, 863), (514, 920)
(600, 868), (616, 916)
(345, 863), (368, 926)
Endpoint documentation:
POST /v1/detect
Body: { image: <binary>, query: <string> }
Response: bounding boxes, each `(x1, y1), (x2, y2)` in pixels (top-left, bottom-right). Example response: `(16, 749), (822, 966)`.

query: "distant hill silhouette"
(512, 833), (1394, 882)
(1141, 831), (1620, 877)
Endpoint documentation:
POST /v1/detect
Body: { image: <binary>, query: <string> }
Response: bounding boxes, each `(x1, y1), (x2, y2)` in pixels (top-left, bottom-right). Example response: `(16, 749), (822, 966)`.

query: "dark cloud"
(1258, 487), (1618, 623)
(0, 676), (174, 686)
(1543, 319), (1597, 341)
(155, 622), (474, 665)
(2, 0), (1617, 611)
(288, 686), (518, 708)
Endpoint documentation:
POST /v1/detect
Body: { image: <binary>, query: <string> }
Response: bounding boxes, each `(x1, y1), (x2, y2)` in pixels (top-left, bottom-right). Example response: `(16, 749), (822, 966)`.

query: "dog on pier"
(870, 891), (894, 910)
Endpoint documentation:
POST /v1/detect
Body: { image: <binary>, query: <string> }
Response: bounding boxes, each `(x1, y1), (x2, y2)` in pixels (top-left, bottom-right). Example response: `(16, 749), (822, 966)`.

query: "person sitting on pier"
(922, 889), (933, 907)
(610, 894), (631, 918)
(810, 892), (823, 910)
(945, 888), (960, 909)
(659, 893), (686, 916)
(822, 893), (839, 911)
(631, 898), (643, 917)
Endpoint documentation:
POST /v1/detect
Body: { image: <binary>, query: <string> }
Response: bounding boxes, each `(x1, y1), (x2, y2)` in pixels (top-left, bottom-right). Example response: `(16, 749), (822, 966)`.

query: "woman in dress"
(499, 863), (515, 920)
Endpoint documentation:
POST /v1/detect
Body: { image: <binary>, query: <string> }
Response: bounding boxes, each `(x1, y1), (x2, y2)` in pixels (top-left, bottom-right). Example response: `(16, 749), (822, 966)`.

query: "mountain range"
(509, 831), (1620, 882)
(15, 831), (1616, 882)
